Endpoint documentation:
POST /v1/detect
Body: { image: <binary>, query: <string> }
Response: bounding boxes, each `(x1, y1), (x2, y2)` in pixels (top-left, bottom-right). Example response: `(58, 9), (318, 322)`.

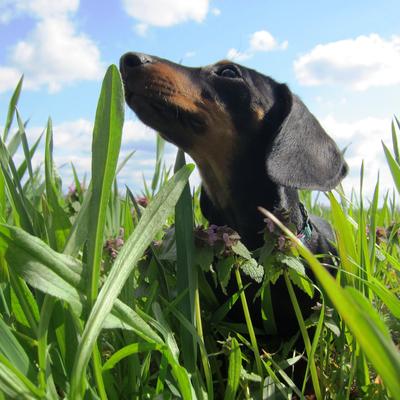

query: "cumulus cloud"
(0, 67), (22, 92)
(294, 34), (400, 91)
(123, 119), (158, 142)
(226, 48), (252, 62)
(12, 117), (167, 187)
(13, 112), (395, 199)
(0, 0), (103, 93)
(321, 115), (394, 198)
(122, 0), (210, 33)
(0, 0), (79, 21)
(227, 30), (288, 62)
(134, 23), (149, 37)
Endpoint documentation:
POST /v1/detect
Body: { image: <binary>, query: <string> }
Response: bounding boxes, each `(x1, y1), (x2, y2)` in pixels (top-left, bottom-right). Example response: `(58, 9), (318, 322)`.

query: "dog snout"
(119, 52), (153, 77)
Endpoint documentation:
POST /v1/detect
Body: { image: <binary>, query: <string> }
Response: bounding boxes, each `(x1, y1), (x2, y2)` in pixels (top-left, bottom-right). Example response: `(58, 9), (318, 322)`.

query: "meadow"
(0, 65), (399, 399)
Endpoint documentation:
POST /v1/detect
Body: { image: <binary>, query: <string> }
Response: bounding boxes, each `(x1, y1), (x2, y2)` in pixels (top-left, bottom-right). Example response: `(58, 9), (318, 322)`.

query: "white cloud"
(11, 18), (103, 92)
(52, 118), (93, 149)
(226, 48), (251, 62)
(123, 119), (157, 142)
(294, 34), (400, 91)
(211, 7), (221, 16)
(321, 115), (394, 198)
(134, 23), (149, 37)
(227, 30), (288, 62)
(0, 66), (22, 92)
(249, 30), (287, 52)
(184, 51), (196, 58)
(0, 0), (79, 23)
(16, 114), (396, 201)
(0, 0), (103, 93)
(122, 0), (210, 27)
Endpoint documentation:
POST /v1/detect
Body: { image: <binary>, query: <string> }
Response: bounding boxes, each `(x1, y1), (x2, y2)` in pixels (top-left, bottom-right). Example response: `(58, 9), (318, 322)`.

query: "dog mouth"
(126, 89), (206, 135)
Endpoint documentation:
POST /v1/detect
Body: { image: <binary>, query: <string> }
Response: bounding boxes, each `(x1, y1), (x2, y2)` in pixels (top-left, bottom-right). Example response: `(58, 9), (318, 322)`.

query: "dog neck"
(200, 173), (306, 250)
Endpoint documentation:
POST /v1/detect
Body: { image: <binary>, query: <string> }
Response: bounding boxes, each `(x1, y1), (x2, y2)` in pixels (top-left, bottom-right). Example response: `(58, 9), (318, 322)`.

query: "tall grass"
(0, 66), (399, 399)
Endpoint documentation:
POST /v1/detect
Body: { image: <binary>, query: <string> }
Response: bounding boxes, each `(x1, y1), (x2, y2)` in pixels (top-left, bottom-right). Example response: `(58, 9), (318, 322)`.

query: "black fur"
(119, 52), (348, 336)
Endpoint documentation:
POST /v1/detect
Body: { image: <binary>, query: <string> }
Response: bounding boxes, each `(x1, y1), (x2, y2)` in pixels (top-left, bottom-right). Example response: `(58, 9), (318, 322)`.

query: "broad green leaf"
(367, 277), (400, 319)
(288, 268), (314, 298)
(224, 338), (241, 400)
(102, 343), (164, 371)
(87, 64), (124, 305)
(240, 258), (264, 284)
(232, 241), (252, 260)
(69, 164), (193, 399)
(0, 224), (159, 337)
(345, 287), (391, 340)
(276, 253), (314, 296)
(0, 318), (34, 379)
(217, 256), (235, 294)
(329, 192), (358, 279)
(0, 360), (41, 400)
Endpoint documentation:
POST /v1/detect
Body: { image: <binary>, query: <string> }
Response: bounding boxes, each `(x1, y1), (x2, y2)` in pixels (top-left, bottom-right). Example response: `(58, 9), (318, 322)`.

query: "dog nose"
(120, 52), (153, 76)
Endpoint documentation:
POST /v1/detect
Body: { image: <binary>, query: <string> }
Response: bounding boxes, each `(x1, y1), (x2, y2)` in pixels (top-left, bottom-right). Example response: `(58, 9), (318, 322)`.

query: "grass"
(0, 66), (399, 399)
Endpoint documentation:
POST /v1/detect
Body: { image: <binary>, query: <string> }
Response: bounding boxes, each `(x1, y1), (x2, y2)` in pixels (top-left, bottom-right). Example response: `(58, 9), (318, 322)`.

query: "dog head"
(120, 52), (347, 208)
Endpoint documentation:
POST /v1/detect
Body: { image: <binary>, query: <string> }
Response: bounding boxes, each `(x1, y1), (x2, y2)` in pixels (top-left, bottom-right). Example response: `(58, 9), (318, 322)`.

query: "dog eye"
(217, 66), (240, 78)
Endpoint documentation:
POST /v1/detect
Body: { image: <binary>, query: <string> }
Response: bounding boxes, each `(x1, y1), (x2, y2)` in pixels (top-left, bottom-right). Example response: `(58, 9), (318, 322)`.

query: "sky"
(0, 0), (399, 201)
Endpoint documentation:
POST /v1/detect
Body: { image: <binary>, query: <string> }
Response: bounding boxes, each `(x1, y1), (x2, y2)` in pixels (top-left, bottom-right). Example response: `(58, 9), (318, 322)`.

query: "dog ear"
(265, 91), (348, 191)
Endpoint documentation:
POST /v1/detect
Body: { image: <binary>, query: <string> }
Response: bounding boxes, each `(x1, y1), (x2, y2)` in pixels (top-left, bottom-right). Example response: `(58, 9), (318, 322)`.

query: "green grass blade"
(174, 150), (197, 372)
(69, 164), (193, 399)
(0, 164), (33, 232)
(116, 150), (135, 175)
(17, 131), (43, 181)
(8, 273), (39, 333)
(367, 277), (400, 319)
(63, 186), (92, 257)
(382, 141), (400, 195)
(0, 357), (42, 399)
(329, 192), (358, 279)
(70, 163), (84, 197)
(0, 223), (163, 337)
(2, 76), (23, 142)
(151, 134), (165, 194)
(391, 117), (400, 163)
(86, 64), (124, 305)
(37, 295), (55, 391)
(44, 118), (71, 251)
(0, 134), (34, 232)
(260, 208), (400, 399)
(0, 317), (34, 379)
(368, 176), (380, 271)
(15, 109), (34, 181)
(224, 337), (241, 400)
(6, 127), (22, 157)
(102, 343), (164, 371)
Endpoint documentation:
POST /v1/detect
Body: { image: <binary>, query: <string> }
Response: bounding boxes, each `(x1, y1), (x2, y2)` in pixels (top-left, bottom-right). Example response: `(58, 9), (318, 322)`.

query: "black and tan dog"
(119, 52), (347, 336)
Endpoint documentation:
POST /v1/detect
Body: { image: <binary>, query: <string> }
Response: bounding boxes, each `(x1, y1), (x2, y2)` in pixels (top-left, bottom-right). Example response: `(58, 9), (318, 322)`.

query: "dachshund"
(119, 52), (347, 337)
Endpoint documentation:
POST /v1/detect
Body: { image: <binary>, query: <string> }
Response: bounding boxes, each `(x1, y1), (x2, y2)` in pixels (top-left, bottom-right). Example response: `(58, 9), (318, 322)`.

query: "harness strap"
(296, 202), (313, 244)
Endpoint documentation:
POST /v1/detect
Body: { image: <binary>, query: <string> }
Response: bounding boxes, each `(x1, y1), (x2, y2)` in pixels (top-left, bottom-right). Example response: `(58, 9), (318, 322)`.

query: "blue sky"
(0, 0), (399, 198)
